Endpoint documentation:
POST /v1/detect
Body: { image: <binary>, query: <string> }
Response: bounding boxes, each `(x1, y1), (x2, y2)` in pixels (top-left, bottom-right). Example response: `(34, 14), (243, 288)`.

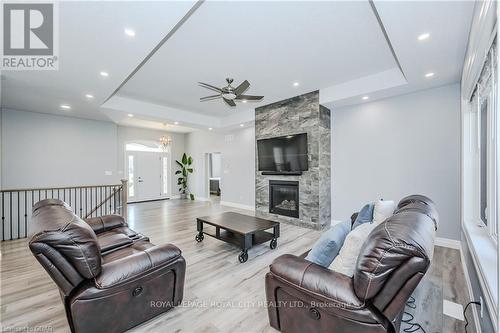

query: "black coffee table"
(195, 212), (280, 263)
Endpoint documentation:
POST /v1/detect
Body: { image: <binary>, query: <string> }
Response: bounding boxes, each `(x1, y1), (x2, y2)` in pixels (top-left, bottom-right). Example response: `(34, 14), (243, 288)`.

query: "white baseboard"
(220, 201), (255, 211)
(435, 237), (462, 249)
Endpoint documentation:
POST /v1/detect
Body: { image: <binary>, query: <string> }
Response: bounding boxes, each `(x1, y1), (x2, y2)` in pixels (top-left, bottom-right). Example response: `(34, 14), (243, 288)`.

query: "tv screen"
(257, 133), (308, 172)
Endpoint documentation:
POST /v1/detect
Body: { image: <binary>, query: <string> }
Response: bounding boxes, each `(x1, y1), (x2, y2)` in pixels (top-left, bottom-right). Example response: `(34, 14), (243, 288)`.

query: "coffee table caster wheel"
(238, 251), (248, 263)
(195, 233), (204, 242)
(270, 238), (277, 249)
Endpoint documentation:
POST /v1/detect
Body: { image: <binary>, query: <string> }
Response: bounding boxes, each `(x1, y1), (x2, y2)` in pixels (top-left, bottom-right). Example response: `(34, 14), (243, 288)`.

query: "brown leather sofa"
(29, 199), (186, 333)
(265, 195), (438, 333)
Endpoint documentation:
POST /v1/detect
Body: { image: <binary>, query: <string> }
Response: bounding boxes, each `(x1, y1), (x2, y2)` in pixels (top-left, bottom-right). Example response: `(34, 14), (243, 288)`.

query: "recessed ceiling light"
(85, 94), (94, 99)
(174, 121), (179, 125)
(100, 71), (109, 77)
(418, 33), (430, 41)
(425, 72), (435, 78)
(60, 104), (71, 110)
(293, 82), (299, 87)
(208, 127), (213, 131)
(124, 28), (136, 37)
(240, 124), (244, 127)
(128, 114), (134, 117)
(242, 100), (247, 103)
(362, 96), (369, 100)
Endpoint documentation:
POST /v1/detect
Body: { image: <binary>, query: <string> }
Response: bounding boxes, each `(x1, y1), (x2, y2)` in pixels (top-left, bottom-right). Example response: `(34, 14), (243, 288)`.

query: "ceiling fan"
(198, 78), (264, 107)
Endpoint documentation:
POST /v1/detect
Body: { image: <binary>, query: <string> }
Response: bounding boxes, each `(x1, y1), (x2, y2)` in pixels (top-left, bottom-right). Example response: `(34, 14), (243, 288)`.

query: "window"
(480, 98), (488, 225)
(466, 39), (498, 239)
(126, 142), (162, 153)
(128, 155), (134, 197)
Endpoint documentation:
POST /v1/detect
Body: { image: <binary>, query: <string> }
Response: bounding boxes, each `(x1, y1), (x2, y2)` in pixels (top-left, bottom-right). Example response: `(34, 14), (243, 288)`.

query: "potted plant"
(176, 153), (194, 200)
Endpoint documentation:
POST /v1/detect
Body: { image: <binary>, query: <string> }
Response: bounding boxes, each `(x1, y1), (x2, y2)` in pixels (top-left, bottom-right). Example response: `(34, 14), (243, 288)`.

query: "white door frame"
(124, 141), (171, 203)
(204, 152), (222, 200)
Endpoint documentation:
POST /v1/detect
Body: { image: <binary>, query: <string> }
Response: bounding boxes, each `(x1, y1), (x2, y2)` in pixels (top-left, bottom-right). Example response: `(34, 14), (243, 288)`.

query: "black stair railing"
(0, 179), (128, 241)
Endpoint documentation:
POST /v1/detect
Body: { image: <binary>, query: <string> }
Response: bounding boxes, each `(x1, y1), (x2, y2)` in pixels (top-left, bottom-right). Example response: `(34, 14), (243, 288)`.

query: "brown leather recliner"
(29, 199), (186, 333)
(265, 195), (438, 333)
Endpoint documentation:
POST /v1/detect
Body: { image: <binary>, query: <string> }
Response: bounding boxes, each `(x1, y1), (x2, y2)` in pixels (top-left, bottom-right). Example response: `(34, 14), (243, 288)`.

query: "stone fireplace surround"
(255, 91), (331, 230)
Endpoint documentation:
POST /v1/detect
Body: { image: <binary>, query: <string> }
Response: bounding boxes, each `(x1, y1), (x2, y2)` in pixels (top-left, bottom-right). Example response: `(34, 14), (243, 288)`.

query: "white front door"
(127, 151), (169, 202)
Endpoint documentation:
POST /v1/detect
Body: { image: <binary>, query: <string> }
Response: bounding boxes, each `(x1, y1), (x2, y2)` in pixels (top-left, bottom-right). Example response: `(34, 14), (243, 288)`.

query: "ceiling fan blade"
(235, 94), (264, 101)
(223, 98), (236, 107)
(200, 94), (221, 101)
(234, 80), (250, 96)
(198, 82), (222, 93)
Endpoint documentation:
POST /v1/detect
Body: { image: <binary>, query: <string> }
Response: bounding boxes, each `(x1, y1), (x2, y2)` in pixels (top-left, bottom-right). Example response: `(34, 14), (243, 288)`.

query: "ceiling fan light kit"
(199, 78), (264, 107)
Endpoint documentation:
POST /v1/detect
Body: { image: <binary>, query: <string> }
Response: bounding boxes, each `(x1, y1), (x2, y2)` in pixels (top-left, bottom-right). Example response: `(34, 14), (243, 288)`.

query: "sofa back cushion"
(30, 199), (102, 280)
(352, 195), (437, 301)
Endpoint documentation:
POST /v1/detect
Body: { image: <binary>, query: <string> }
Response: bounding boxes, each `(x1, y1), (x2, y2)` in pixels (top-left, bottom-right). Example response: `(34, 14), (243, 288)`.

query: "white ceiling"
(326, 0), (475, 108)
(1, 0), (474, 132)
(118, 0), (395, 117)
(1, 1), (198, 124)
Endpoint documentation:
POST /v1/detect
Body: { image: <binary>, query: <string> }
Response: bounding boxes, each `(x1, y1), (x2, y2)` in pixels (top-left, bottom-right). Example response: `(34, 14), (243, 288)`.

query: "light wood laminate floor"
(1, 199), (476, 333)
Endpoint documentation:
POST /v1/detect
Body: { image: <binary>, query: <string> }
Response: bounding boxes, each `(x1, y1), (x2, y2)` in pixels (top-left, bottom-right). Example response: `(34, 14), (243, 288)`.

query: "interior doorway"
(205, 152), (222, 202)
(126, 142), (170, 203)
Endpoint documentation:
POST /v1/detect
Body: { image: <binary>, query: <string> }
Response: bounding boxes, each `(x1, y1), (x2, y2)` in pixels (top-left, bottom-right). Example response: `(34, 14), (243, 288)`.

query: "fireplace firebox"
(269, 180), (299, 218)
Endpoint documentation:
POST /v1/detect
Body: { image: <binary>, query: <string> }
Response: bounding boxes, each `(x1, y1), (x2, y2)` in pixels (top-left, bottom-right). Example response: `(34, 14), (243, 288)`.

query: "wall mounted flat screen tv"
(257, 133), (308, 172)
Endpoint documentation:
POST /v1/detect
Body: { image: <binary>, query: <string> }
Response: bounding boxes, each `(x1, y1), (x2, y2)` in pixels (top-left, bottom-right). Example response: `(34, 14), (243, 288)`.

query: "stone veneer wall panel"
(255, 91), (331, 230)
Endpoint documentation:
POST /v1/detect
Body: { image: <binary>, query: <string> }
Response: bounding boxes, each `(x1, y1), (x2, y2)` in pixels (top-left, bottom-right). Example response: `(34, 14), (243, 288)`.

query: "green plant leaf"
(182, 169), (187, 177)
(175, 170), (181, 175)
(175, 160), (183, 168)
(182, 153), (187, 165)
(187, 168), (193, 173)
(190, 194), (195, 200)
(187, 156), (193, 165)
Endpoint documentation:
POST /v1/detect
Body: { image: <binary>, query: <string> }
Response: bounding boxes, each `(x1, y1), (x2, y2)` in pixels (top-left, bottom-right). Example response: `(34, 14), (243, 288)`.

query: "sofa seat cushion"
(305, 220), (351, 267)
(96, 242), (182, 289)
(98, 233), (133, 253)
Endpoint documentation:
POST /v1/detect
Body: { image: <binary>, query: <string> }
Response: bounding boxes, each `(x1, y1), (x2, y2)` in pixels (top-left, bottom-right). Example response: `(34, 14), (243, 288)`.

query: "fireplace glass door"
(269, 180), (299, 218)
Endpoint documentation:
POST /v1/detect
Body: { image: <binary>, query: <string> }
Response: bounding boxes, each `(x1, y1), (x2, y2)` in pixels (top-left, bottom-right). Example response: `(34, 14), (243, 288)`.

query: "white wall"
(1, 109), (186, 195)
(185, 127), (255, 208)
(2, 109), (119, 188)
(331, 84), (461, 240)
(117, 126), (185, 197)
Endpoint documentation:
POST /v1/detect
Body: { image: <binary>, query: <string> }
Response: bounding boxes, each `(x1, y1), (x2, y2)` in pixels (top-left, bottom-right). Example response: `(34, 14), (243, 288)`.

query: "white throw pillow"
(329, 222), (377, 277)
(373, 200), (395, 225)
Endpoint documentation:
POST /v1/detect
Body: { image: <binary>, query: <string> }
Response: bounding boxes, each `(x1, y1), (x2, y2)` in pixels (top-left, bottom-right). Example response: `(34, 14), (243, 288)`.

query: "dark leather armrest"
(95, 243), (182, 289)
(98, 233), (133, 253)
(269, 254), (364, 309)
(85, 215), (126, 234)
